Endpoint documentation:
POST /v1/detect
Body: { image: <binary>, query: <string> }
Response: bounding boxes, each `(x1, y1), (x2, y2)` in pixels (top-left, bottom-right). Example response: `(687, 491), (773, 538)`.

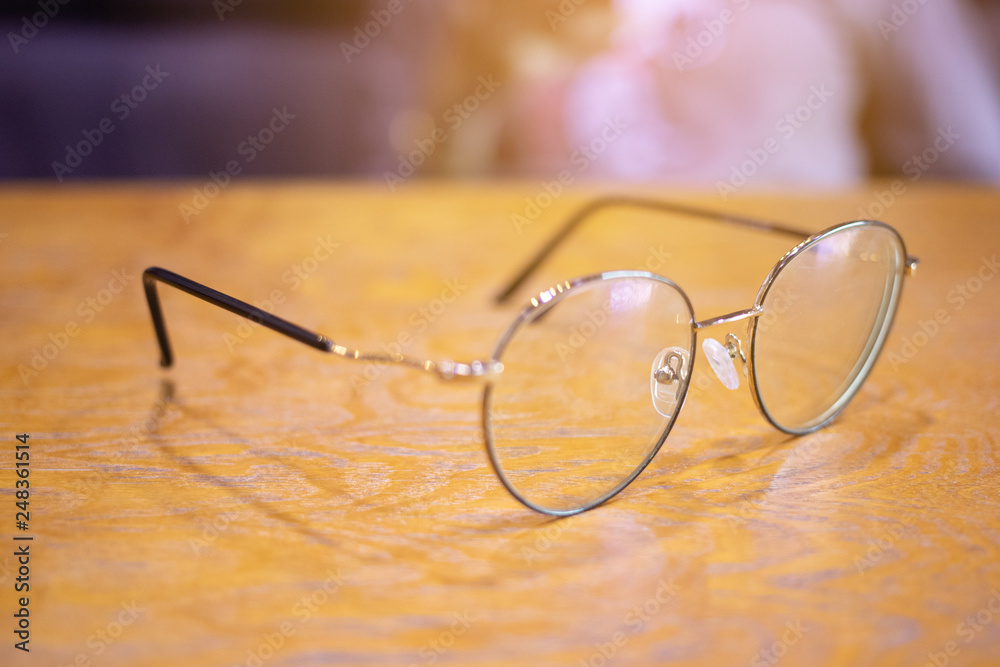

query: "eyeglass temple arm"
(143, 267), (333, 368)
(495, 196), (813, 304)
(142, 267), (499, 379)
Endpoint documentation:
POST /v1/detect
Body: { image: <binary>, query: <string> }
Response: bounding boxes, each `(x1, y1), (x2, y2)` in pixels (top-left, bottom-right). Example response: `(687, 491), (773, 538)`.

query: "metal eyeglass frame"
(142, 196), (918, 515)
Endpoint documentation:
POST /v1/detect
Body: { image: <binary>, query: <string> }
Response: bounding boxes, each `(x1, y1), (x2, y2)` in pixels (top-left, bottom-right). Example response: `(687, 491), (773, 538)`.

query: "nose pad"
(650, 347), (689, 418)
(702, 333), (747, 390)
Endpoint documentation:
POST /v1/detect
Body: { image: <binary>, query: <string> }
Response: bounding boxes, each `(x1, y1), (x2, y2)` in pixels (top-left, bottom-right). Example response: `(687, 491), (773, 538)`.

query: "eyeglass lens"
(751, 224), (905, 432)
(485, 276), (695, 514)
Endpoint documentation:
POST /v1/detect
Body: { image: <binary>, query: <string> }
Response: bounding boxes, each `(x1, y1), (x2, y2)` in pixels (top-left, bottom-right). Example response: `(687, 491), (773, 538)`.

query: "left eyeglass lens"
(484, 275), (695, 514)
(751, 223), (905, 432)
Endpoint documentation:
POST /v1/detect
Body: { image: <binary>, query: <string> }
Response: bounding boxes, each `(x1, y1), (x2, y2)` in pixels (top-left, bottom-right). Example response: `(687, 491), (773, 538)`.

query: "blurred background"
(2, 0), (999, 186)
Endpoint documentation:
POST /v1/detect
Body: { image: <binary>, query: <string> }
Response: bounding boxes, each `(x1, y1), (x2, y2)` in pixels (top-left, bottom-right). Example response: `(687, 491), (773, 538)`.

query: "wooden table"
(1, 182), (998, 666)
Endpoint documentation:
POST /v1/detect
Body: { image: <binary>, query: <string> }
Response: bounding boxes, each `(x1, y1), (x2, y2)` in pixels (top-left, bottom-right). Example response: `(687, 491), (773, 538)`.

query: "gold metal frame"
(744, 219), (910, 435)
(482, 198), (916, 514)
(142, 196), (917, 516)
(482, 270), (698, 516)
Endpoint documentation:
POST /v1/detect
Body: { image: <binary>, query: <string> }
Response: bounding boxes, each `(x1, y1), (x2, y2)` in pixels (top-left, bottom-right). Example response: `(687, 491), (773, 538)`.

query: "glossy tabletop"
(1, 182), (998, 666)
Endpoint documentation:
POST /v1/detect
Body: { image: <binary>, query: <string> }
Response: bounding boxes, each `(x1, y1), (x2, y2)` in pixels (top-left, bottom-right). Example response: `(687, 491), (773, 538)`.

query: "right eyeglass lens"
(484, 275), (695, 515)
(751, 223), (906, 432)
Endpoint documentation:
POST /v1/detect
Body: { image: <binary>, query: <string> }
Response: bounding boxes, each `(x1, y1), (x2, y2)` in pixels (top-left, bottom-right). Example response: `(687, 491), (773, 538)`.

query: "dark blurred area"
(2, 0), (999, 185)
(0, 0), (424, 179)
(0, 1), (368, 25)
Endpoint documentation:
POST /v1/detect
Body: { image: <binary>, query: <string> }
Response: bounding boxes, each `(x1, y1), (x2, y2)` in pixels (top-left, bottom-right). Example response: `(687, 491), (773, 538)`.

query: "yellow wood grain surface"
(1, 182), (998, 666)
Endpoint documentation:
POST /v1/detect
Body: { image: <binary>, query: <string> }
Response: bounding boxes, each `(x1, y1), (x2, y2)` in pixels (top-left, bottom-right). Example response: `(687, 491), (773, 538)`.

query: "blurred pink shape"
(561, 0), (1000, 187)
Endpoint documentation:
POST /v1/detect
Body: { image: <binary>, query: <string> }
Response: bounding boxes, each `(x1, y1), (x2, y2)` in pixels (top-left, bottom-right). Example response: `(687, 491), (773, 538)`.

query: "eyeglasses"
(142, 197), (918, 516)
